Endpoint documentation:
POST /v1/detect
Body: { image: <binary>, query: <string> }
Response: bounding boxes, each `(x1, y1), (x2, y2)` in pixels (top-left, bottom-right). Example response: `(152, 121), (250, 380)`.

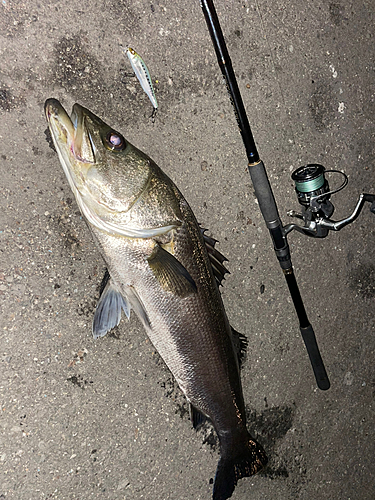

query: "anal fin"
(189, 403), (208, 430)
(231, 327), (248, 367)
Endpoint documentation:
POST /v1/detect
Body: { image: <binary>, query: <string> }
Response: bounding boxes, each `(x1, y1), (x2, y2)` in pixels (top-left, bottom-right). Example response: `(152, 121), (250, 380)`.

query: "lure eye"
(105, 131), (126, 151)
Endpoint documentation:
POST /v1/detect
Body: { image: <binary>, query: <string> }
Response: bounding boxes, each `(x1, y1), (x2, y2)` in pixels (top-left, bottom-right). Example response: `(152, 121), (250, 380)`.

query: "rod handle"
(300, 325), (330, 390)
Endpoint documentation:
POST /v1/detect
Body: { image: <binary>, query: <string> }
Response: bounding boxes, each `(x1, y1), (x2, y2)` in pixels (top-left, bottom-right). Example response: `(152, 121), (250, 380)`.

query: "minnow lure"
(125, 47), (158, 118)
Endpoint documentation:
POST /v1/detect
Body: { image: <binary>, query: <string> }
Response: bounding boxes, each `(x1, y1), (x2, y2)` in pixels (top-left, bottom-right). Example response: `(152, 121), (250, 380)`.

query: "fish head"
(44, 99), (152, 228)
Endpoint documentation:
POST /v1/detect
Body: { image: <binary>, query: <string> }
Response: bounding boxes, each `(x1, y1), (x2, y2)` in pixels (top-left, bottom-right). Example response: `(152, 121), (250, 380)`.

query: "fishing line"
(200, 0), (330, 390)
(199, 0), (375, 391)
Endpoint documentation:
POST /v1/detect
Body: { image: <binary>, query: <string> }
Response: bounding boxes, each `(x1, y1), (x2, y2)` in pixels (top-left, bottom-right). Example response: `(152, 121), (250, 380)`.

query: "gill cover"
(44, 99), (179, 238)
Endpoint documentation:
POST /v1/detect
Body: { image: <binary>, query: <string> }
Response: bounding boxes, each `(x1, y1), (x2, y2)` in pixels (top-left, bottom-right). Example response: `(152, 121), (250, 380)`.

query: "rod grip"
(248, 161), (280, 223)
(300, 324), (330, 390)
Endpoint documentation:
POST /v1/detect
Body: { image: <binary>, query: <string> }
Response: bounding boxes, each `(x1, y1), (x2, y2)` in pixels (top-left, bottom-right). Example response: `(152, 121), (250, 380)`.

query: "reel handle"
(300, 325), (330, 390)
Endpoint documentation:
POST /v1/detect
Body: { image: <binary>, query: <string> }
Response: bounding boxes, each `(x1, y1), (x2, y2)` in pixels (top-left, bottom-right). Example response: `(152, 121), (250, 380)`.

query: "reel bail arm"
(286, 164), (375, 238)
(199, 0), (330, 390)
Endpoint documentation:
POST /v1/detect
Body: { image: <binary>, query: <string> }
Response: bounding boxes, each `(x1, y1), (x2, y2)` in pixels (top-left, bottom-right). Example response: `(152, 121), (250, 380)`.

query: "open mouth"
(44, 99), (95, 163)
(44, 98), (75, 143)
(44, 98), (179, 239)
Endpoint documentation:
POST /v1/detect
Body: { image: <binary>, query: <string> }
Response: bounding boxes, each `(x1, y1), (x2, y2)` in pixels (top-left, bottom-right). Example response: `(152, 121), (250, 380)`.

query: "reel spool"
(292, 164), (330, 209)
(287, 163), (374, 238)
(291, 164), (348, 218)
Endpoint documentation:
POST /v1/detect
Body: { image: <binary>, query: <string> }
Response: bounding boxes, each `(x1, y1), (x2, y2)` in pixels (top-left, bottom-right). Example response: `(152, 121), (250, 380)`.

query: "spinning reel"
(285, 164), (375, 238)
(200, 0), (375, 389)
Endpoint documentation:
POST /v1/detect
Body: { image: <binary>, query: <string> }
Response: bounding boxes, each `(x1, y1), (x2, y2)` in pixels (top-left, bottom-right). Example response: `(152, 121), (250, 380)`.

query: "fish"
(125, 47), (158, 119)
(44, 98), (267, 500)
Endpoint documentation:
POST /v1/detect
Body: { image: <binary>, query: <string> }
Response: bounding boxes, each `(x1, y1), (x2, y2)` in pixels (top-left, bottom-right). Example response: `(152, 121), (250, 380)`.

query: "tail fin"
(213, 436), (267, 500)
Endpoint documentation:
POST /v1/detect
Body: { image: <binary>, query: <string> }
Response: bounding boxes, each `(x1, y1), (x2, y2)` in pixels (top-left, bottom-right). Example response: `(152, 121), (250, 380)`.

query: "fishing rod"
(199, 0), (375, 391)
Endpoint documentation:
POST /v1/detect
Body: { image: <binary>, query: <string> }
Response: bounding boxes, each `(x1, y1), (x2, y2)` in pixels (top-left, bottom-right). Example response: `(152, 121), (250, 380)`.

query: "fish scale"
(44, 98), (267, 500)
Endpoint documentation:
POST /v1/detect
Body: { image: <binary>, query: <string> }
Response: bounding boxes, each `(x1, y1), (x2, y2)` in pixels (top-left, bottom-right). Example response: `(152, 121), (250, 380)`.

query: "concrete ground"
(0, 0), (374, 498)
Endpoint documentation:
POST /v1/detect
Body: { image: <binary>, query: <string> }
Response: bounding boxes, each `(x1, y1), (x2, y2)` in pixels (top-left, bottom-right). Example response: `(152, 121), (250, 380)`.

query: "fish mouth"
(44, 98), (95, 164)
(44, 99), (102, 232)
(44, 99), (179, 240)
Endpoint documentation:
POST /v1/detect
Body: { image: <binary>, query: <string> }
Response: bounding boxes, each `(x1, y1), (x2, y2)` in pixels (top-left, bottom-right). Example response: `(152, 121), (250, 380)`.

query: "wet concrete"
(0, 0), (374, 499)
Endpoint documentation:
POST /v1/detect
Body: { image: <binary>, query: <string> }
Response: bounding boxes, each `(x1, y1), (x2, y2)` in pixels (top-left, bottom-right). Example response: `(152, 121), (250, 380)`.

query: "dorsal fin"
(200, 227), (230, 286)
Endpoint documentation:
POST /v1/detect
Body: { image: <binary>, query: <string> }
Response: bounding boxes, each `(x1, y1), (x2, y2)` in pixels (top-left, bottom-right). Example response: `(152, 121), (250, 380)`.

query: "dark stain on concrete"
(77, 298), (97, 318)
(67, 374), (92, 389)
(349, 263), (375, 299)
(47, 210), (82, 255)
(52, 33), (104, 101)
(158, 374), (191, 425)
(107, 325), (122, 339)
(247, 405), (295, 448)
(247, 404), (296, 480)
(202, 428), (218, 451)
(309, 81), (335, 131)
(44, 127), (56, 152)
(0, 85), (25, 112)
(32, 146), (43, 156)
(0, 87), (14, 111)
(329, 3), (346, 26)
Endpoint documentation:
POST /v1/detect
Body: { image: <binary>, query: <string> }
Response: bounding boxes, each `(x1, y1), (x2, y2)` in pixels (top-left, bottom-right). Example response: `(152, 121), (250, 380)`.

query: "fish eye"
(105, 131), (126, 151)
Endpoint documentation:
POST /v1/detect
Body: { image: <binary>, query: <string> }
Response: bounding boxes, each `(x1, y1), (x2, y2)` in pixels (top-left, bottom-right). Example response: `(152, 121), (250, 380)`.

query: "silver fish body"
(44, 99), (267, 500)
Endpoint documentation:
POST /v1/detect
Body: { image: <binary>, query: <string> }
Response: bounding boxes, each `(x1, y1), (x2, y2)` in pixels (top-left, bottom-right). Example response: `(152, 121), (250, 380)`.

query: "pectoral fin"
(93, 275), (131, 339)
(148, 244), (197, 297)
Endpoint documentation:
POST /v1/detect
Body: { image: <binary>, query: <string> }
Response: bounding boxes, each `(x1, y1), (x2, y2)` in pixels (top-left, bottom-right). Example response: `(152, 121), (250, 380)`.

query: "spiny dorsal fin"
(148, 244), (197, 297)
(200, 227), (230, 286)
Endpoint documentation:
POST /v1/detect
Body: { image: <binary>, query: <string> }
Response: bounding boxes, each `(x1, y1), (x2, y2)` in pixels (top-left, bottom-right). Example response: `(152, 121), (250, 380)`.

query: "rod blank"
(199, 0), (330, 390)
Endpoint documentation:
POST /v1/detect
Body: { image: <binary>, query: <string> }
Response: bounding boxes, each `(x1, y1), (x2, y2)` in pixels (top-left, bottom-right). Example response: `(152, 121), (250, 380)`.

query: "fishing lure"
(125, 47), (158, 119)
